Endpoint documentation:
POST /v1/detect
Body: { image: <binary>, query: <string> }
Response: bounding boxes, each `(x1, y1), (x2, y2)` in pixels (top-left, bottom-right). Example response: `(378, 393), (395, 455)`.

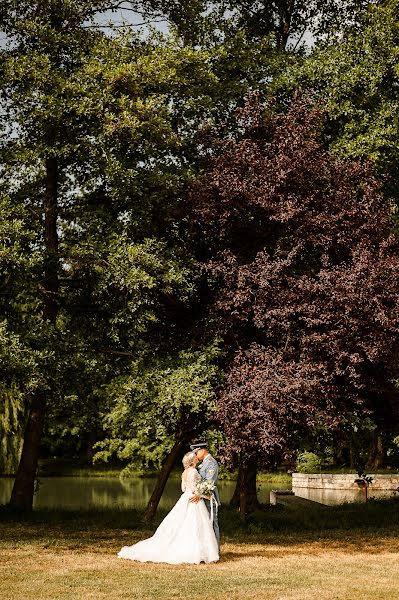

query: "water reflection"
(0, 477), (290, 510)
(293, 486), (399, 505)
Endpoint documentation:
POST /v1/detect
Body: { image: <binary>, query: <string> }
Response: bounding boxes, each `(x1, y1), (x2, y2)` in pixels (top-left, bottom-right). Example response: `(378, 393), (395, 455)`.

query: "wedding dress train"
(118, 467), (219, 564)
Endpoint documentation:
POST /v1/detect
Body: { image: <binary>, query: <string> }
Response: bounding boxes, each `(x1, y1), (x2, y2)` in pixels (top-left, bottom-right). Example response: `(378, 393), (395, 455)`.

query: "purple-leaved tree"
(189, 93), (399, 515)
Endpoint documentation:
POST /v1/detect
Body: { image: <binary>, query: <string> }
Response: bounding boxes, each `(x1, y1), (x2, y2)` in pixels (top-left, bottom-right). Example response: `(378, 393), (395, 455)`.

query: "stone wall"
(292, 473), (399, 490)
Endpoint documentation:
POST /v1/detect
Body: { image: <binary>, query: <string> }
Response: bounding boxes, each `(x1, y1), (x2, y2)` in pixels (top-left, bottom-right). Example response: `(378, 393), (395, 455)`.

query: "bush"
(295, 451), (323, 473)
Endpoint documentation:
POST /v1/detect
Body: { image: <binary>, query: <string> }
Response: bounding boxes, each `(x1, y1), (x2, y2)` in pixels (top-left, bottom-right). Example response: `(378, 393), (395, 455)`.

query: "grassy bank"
(36, 459), (148, 479)
(32, 458), (292, 484)
(31, 459), (398, 481)
(1, 500), (399, 599)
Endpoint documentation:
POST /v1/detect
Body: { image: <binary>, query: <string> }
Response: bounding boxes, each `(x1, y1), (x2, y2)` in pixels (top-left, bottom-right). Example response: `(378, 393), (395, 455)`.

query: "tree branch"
(292, 28), (306, 51)
(90, 1), (164, 19)
(83, 19), (167, 29)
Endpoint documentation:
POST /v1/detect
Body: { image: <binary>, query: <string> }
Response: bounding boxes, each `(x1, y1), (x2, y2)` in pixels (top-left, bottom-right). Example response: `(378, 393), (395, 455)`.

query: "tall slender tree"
(1, 0), (100, 508)
(0, 0), (223, 510)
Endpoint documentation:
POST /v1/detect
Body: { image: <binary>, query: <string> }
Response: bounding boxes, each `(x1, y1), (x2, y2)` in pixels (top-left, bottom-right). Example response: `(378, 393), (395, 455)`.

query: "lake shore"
(2, 501), (399, 599)
(3, 459), (397, 482)
(0, 475), (291, 510)
(7, 458), (293, 485)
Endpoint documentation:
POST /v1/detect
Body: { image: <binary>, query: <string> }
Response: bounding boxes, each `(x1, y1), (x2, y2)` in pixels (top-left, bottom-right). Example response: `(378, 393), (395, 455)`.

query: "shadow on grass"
(1, 498), (399, 550)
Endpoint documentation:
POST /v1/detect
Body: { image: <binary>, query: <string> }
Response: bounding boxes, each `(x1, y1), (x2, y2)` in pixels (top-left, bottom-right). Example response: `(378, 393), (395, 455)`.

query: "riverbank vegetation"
(33, 459), (293, 485)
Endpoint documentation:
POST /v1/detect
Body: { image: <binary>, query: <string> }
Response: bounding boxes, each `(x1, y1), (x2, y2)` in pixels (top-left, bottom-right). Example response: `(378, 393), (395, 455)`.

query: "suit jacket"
(198, 454), (221, 506)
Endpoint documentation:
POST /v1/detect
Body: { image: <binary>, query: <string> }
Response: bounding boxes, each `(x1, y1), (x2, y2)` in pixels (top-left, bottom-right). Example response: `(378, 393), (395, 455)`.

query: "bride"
(118, 451), (219, 564)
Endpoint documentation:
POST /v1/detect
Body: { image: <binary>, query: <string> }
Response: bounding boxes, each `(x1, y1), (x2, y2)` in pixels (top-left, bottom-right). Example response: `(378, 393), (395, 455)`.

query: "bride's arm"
(187, 468), (201, 493)
(181, 473), (186, 492)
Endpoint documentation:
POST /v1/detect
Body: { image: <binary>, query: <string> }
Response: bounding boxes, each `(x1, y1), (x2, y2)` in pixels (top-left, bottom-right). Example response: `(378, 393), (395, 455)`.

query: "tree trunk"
(366, 430), (387, 471)
(229, 462), (241, 509)
(232, 452), (259, 518)
(277, 0), (295, 50)
(349, 441), (355, 470)
(9, 392), (46, 510)
(86, 429), (97, 461)
(9, 156), (59, 511)
(230, 454), (260, 513)
(143, 435), (186, 522)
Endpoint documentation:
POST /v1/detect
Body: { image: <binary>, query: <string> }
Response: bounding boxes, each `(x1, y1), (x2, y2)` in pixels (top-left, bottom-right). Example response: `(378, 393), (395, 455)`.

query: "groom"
(189, 441), (221, 549)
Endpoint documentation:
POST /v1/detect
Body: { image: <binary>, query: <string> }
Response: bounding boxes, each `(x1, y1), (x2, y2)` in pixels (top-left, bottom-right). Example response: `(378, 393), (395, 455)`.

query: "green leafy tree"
(0, 188), (44, 474)
(284, 0), (399, 200)
(131, 0), (373, 47)
(0, 0), (224, 510)
(95, 343), (221, 520)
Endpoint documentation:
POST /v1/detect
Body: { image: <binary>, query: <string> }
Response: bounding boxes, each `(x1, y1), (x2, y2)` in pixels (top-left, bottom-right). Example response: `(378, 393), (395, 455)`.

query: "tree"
(188, 93), (399, 515)
(0, 0), (224, 509)
(0, 188), (39, 473)
(214, 0), (374, 48)
(131, 0), (374, 48)
(94, 344), (221, 520)
(284, 0), (399, 200)
(272, 0), (399, 466)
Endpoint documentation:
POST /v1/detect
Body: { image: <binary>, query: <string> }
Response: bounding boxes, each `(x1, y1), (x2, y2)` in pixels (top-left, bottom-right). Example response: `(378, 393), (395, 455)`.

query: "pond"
(0, 477), (291, 510)
(2, 477), (397, 509)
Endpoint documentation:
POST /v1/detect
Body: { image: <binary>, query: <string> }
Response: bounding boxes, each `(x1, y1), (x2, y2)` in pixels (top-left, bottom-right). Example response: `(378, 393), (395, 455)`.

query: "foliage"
(291, 417), (385, 472)
(0, 387), (24, 474)
(387, 435), (399, 469)
(286, 0), (399, 201)
(136, 0), (373, 48)
(0, 0), (231, 476)
(295, 451), (323, 473)
(188, 93), (399, 466)
(216, 0), (373, 48)
(94, 343), (221, 471)
(0, 317), (44, 473)
(355, 471), (374, 485)
(2, 0), (399, 486)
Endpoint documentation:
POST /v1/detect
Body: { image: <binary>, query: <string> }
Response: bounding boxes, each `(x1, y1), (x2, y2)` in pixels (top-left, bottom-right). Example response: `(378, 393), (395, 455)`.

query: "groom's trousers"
(204, 498), (220, 550)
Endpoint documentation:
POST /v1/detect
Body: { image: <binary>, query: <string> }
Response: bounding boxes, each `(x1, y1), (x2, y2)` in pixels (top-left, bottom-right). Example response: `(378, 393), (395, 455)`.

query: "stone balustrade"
(292, 473), (399, 490)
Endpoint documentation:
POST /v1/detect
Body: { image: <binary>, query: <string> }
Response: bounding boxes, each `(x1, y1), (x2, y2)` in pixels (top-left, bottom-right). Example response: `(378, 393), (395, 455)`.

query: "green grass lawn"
(2, 500), (399, 599)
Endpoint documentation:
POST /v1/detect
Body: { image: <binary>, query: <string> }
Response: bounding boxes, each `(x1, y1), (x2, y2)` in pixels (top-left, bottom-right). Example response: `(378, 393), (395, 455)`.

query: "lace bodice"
(181, 467), (200, 493)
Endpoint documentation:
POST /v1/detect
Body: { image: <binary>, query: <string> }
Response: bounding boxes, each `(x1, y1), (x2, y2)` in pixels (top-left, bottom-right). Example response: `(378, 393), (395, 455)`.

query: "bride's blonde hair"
(182, 451), (197, 469)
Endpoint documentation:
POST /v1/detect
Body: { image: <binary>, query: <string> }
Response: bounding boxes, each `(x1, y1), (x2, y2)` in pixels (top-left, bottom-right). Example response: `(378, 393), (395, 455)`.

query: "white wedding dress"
(118, 467), (219, 564)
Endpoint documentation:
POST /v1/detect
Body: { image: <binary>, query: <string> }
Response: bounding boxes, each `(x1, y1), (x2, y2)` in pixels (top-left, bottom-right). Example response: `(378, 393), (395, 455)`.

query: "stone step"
(270, 489), (326, 509)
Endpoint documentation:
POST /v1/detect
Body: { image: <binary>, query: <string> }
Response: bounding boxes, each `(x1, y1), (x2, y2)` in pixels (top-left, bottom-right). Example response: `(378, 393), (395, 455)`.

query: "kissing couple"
(118, 441), (221, 564)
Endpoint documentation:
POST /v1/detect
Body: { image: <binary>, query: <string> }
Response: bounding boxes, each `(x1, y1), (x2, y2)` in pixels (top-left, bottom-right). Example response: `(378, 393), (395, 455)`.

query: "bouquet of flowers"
(195, 477), (215, 498)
